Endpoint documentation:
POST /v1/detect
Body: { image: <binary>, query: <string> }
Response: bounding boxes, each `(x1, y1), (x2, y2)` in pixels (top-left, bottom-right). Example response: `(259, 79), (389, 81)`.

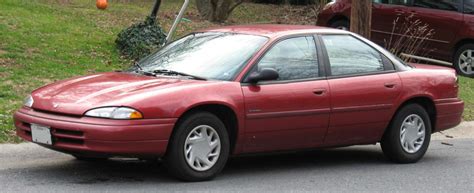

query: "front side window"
(256, 36), (319, 81)
(321, 35), (385, 76)
(135, 32), (268, 81)
(413, 0), (461, 11)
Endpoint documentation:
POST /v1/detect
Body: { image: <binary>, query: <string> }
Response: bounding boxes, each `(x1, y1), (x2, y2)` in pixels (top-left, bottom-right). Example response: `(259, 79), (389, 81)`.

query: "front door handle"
(313, 89), (327, 96)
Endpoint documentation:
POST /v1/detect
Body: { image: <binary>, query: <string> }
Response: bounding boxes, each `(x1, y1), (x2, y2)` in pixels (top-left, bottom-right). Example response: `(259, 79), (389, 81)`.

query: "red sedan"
(14, 25), (464, 181)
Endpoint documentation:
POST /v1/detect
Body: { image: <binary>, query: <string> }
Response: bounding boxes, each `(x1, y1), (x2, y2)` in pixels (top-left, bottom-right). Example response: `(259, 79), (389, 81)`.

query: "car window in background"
(321, 35), (385, 76)
(412, 0), (461, 11)
(465, 0), (474, 14)
(257, 36), (319, 81)
(136, 32), (268, 81)
(373, 0), (410, 5)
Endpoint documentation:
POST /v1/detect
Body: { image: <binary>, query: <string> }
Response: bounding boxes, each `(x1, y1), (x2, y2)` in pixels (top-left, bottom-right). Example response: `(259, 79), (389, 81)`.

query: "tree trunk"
(350, 0), (372, 39)
(148, 0), (162, 24)
(196, 0), (243, 23)
(150, 0), (162, 20)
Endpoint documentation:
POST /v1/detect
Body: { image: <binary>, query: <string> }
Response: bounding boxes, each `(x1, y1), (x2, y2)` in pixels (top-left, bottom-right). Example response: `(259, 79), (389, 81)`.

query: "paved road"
(0, 138), (472, 193)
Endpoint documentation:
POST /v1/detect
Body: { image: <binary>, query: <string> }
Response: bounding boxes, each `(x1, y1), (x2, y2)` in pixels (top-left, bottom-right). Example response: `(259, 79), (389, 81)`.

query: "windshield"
(134, 32), (268, 81)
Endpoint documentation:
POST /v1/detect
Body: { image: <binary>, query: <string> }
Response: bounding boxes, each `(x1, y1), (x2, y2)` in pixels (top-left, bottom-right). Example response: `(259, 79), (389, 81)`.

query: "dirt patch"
(25, 48), (39, 56)
(0, 58), (16, 68)
(273, 5), (319, 25)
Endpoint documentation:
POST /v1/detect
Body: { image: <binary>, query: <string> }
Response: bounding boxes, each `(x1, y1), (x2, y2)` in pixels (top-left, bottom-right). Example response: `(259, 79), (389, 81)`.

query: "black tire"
(329, 19), (350, 31)
(453, 43), (474, 78)
(165, 111), (230, 181)
(381, 104), (431, 163)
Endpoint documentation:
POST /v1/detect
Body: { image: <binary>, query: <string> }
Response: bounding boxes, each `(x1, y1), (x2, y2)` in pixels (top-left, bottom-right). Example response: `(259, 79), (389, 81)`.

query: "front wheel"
(165, 112), (230, 181)
(454, 43), (474, 77)
(381, 104), (431, 163)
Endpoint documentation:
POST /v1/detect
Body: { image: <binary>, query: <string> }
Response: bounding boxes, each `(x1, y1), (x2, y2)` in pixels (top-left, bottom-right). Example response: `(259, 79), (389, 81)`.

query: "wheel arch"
(173, 102), (240, 154)
(453, 38), (474, 60)
(389, 96), (437, 135)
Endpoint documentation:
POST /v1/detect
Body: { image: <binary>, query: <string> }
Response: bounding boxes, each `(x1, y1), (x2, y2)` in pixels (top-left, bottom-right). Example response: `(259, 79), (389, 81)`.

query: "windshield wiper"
(153, 69), (207, 80)
(132, 62), (157, 76)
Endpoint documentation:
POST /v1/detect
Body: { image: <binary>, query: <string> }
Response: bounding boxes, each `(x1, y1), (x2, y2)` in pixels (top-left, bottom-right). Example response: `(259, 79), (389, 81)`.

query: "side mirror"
(247, 68), (279, 83)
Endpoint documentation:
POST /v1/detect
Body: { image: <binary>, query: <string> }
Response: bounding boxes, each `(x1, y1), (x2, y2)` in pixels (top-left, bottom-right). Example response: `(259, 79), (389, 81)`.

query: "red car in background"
(14, 25), (464, 181)
(317, 0), (474, 77)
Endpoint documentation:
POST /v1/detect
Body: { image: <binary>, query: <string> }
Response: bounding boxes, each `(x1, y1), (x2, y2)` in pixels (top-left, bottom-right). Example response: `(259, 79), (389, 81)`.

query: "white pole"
(165, 0), (190, 44)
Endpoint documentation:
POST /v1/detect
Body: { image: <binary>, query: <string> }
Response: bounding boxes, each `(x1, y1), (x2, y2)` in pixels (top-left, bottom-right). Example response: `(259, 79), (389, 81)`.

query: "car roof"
(198, 24), (348, 38)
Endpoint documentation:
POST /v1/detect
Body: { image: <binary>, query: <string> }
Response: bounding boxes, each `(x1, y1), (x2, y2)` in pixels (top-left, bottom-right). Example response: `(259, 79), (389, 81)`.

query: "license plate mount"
(31, 124), (52, 145)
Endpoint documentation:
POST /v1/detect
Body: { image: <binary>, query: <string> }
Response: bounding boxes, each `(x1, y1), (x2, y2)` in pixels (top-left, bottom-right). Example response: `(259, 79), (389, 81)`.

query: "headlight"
(24, 95), (34, 108)
(84, 107), (143, 119)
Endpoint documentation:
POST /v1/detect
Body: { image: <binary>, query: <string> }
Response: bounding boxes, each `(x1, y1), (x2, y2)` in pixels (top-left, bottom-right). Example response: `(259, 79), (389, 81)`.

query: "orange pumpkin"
(96, 0), (108, 10)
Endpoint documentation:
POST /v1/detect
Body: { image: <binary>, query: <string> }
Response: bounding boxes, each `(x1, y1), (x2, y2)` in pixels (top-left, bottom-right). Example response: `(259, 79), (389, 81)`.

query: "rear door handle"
(384, 83), (397, 88)
(313, 89), (327, 95)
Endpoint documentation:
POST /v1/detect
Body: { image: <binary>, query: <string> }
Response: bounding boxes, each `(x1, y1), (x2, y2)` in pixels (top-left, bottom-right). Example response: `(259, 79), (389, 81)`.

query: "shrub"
(115, 16), (167, 61)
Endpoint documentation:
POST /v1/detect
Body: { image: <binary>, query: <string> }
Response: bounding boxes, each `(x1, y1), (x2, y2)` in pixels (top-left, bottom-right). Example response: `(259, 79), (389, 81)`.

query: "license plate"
(31, 124), (52, 145)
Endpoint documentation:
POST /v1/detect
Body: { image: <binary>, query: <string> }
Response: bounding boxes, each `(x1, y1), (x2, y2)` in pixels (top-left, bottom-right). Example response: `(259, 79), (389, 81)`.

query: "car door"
(241, 35), (330, 153)
(319, 34), (402, 146)
(408, 0), (464, 61)
(371, 0), (411, 48)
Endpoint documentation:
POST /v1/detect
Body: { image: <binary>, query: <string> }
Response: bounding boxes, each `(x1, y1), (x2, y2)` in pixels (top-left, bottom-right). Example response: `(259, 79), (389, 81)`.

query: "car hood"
(31, 72), (213, 115)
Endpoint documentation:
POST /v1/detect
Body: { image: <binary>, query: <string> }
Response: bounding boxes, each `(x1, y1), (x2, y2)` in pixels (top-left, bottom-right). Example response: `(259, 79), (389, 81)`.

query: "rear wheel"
(381, 104), (431, 163)
(165, 112), (229, 181)
(329, 19), (349, 31)
(454, 43), (474, 77)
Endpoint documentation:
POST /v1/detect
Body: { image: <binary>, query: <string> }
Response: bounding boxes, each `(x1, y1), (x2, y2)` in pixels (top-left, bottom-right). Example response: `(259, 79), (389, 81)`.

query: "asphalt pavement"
(0, 123), (472, 193)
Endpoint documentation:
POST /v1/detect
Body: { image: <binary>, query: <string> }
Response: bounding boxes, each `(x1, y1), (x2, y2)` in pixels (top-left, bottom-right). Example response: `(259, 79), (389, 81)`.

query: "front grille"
(55, 128), (83, 137)
(31, 108), (82, 118)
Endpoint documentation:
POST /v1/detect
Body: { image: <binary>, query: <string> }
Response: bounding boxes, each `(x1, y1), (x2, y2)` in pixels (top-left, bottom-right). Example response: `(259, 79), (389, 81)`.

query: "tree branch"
(228, 0), (244, 14)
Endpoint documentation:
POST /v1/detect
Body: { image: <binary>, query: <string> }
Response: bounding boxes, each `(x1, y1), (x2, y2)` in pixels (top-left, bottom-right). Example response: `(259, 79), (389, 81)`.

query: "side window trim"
(241, 34), (325, 84)
(317, 33), (397, 78)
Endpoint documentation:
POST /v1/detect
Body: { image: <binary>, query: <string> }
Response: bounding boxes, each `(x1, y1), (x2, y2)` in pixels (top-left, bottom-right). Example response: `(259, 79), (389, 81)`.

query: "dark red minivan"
(317, 0), (474, 77)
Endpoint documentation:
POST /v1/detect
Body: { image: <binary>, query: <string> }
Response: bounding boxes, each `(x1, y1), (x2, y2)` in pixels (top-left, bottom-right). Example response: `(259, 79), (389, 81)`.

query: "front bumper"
(434, 98), (464, 132)
(13, 108), (177, 158)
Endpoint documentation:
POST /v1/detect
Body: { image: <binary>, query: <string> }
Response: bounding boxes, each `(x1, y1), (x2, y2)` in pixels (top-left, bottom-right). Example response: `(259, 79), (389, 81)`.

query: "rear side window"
(321, 35), (385, 76)
(256, 36), (319, 81)
(412, 0), (461, 12)
(465, 0), (474, 14)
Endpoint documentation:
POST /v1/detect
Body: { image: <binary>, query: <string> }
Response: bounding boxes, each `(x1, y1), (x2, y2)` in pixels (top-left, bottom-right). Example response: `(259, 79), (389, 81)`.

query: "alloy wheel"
(458, 49), (474, 75)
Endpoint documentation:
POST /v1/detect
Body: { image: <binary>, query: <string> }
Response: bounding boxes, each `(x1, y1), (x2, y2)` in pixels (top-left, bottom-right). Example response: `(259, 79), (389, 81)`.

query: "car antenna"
(163, 0), (190, 46)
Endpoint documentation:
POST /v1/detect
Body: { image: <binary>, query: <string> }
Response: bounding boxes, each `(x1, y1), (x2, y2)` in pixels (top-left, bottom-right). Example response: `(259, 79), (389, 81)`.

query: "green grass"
(0, 0), (473, 143)
(459, 77), (474, 121)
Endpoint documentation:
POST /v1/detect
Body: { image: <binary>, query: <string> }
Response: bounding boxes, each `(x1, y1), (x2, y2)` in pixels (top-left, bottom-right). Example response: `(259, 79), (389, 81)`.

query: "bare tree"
(196, 0), (244, 23)
(350, 0), (372, 38)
